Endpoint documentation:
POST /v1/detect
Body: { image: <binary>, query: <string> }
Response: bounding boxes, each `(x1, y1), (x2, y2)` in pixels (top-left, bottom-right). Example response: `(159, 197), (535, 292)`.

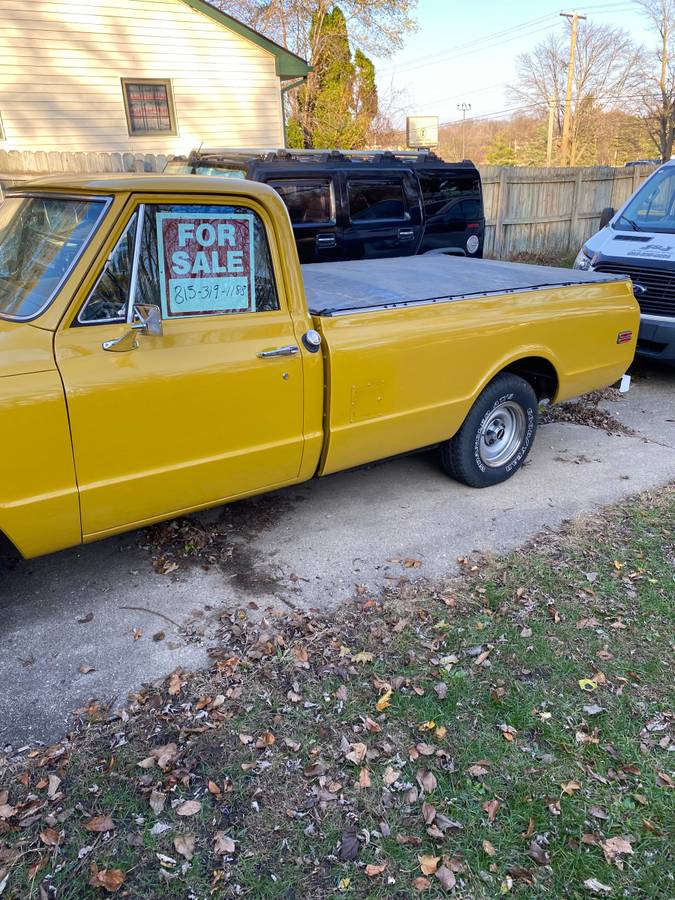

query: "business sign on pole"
(156, 211), (256, 318)
(406, 116), (439, 149)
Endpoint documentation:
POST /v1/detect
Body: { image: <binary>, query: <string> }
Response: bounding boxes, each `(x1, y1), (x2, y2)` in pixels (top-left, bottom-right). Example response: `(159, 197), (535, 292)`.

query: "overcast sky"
(372, 0), (655, 127)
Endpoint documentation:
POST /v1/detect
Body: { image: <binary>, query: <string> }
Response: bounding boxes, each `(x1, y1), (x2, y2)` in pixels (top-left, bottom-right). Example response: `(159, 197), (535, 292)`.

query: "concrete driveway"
(1, 360), (673, 748)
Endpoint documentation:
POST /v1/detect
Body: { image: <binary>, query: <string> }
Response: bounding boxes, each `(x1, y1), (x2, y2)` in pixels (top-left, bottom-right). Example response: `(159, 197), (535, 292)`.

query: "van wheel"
(441, 374), (538, 487)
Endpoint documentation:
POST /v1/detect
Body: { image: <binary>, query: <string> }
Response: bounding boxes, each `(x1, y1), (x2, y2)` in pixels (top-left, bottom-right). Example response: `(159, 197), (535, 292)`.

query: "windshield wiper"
(616, 213), (642, 231)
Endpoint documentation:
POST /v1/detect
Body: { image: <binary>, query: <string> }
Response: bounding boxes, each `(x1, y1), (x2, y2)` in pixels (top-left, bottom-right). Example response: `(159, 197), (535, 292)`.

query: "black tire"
(441, 373), (538, 488)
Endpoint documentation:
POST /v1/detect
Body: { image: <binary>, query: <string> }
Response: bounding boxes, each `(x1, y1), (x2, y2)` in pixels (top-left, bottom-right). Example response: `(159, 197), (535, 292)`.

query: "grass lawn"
(0, 487), (673, 899)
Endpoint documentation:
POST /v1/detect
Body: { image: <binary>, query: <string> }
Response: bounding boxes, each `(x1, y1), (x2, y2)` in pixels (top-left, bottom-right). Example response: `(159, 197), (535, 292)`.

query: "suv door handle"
(398, 228), (415, 241)
(315, 233), (337, 249)
(257, 345), (299, 358)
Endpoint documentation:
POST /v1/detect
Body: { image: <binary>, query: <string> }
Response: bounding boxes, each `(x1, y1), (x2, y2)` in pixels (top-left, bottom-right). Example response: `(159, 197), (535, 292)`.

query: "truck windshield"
(0, 195), (106, 321)
(616, 166), (675, 233)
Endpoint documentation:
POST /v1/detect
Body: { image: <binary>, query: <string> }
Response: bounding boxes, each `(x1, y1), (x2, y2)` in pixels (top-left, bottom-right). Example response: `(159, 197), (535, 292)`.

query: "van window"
(620, 166), (675, 233)
(347, 180), (407, 222)
(268, 179), (333, 224)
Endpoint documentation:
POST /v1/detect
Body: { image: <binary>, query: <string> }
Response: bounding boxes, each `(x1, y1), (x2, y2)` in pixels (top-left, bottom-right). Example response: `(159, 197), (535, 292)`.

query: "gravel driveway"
(1, 359), (673, 747)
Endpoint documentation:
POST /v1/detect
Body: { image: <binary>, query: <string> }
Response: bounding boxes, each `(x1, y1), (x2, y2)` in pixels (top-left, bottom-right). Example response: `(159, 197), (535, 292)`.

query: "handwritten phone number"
(172, 281), (247, 305)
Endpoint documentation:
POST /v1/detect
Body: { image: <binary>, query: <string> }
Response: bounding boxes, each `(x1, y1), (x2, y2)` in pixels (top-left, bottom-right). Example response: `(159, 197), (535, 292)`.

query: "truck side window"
(77, 211), (138, 324)
(137, 204), (280, 318)
(268, 179), (333, 224)
(347, 180), (407, 222)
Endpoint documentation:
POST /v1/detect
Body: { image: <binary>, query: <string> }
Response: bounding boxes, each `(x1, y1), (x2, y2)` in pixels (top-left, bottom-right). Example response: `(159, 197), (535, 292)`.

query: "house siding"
(0, 0), (286, 153)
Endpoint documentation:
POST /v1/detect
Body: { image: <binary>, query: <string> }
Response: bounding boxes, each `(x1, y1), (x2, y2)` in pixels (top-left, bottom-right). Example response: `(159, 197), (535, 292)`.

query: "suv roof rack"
(185, 147), (475, 169)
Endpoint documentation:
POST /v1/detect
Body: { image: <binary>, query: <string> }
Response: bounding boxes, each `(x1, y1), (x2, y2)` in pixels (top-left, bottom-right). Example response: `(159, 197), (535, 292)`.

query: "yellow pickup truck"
(0, 175), (638, 560)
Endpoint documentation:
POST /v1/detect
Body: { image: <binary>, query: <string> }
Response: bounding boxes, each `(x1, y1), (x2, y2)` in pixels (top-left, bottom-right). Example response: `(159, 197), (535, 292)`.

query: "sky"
(371, 0), (656, 128)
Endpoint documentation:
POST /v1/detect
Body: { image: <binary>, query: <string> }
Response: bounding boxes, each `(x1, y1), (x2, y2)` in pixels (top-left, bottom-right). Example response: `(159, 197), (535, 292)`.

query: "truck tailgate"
(301, 255), (628, 316)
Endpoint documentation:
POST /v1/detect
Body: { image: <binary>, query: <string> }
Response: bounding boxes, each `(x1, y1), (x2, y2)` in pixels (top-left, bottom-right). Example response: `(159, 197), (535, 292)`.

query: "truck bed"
(301, 255), (626, 317)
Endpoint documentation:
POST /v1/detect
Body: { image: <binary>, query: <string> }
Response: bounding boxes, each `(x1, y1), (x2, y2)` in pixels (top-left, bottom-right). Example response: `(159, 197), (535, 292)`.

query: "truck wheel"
(441, 374), (538, 487)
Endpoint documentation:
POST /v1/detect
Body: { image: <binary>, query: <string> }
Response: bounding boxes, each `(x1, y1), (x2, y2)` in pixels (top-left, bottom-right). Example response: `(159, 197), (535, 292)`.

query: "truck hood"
(0, 319), (56, 378)
(586, 226), (675, 264)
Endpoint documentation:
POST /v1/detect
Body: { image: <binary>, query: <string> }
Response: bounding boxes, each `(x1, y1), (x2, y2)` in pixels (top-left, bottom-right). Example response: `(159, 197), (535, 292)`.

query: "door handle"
(398, 228), (415, 241)
(257, 345), (300, 358)
(316, 233), (337, 249)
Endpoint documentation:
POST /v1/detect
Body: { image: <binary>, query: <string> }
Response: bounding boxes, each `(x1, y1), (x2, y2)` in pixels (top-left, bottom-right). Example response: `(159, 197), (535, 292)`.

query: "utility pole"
(546, 96), (556, 166)
(457, 102), (471, 158)
(560, 11), (586, 167)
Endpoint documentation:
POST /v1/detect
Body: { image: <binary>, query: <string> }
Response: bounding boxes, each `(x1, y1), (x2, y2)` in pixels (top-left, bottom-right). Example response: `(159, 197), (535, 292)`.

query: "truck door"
(54, 197), (305, 539)
(341, 171), (423, 259)
(265, 176), (342, 263)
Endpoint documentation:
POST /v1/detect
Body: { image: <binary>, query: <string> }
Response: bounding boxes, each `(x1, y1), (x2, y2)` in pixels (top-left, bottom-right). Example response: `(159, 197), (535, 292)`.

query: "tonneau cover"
(301, 255), (627, 316)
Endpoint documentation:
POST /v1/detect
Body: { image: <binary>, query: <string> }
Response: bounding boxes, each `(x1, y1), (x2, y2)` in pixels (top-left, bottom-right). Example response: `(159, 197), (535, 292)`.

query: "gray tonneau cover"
(301, 255), (627, 316)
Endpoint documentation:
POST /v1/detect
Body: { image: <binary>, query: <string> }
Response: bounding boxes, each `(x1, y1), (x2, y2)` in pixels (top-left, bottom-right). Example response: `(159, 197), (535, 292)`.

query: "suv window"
(347, 180), (407, 222)
(418, 174), (481, 218)
(268, 179), (333, 224)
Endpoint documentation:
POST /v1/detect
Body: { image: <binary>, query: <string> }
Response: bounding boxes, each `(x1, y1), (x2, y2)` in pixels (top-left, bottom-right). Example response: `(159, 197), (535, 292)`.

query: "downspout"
(280, 77), (306, 148)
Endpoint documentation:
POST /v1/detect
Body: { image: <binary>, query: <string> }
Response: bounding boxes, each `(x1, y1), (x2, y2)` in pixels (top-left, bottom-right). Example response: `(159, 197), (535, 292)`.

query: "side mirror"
(599, 207), (615, 229)
(102, 304), (163, 352)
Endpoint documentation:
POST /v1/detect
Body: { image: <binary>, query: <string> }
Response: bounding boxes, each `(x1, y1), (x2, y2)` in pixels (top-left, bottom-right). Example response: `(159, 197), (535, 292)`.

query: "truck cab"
(573, 160), (675, 365)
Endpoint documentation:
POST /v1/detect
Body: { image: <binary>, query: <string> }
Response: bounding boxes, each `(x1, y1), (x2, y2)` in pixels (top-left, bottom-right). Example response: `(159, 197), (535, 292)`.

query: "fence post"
(493, 168), (509, 258)
(569, 169), (583, 251)
(632, 165), (641, 194)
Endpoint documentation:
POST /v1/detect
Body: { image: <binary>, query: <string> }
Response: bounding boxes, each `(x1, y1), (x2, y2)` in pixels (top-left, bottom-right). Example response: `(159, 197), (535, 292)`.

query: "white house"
(0, 0), (309, 154)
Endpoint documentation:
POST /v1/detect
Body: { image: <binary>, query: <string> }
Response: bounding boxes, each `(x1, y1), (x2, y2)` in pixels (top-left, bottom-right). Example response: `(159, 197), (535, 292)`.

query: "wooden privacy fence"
(0, 150), (660, 259)
(479, 164), (658, 259)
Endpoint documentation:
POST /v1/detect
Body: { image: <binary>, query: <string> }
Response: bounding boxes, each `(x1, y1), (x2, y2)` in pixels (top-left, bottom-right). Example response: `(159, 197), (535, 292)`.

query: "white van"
(573, 160), (675, 365)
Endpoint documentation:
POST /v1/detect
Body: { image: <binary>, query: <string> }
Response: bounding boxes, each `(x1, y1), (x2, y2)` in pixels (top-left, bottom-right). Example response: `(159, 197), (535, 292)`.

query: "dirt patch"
(541, 388), (637, 436)
(140, 493), (302, 595)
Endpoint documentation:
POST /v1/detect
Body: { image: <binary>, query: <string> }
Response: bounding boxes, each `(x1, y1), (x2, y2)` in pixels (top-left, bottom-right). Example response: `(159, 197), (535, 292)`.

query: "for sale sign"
(156, 211), (256, 318)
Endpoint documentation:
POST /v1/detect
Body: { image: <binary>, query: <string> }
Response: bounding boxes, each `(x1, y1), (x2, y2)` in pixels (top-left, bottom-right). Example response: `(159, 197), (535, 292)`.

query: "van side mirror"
(599, 207), (615, 229)
(102, 304), (163, 352)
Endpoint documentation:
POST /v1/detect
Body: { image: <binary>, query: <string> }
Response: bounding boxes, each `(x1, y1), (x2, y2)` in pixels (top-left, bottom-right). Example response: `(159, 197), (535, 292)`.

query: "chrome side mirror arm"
(102, 304), (163, 352)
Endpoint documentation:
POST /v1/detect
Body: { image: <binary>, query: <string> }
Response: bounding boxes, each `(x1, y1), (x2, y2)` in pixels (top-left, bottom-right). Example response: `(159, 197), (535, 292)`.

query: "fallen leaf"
(255, 731), (276, 749)
(418, 854), (440, 876)
(358, 768), (371, 788)
(436, 865), (457, 891)
(365, 862), (387, 877)
(583, 704), (605, 716)
(483, 839), (496, 857)
(149, 790), (166, 814)
(353, 651), (374, 664)
(167, 671), (183, 695)
(383, 766), (400, 786)
(293, 645), (309, 667)
(600, 835), (633, 868)
(413, 877), (431, 891)
(422, 801), (436, 825)
(173, 833), (196, 861)
(84, 815), (115, 833)
(40, 828), (61, 846)
(467, 764), (489, 778)
(528, 840), (550, 865)
(578, 678), (598, 692)
(89, 864), (125, 893)
(434, 682), (448, 699)
(376, 689), (392, 712)
(79, 664), (95, 674)
(561, 780), (582, 795)
(483, 799), (500, 822)
(77, 612), (94, 624)
(213, 832), (235, 855)
(0, 805), (16, 820)
(47, 774), (61, 799)
(657, 771), (674, 788)
(583, 877), (612, 895)
(133, 627), (142, 641)
(345, 742), (368, 765)
(589, 805), (608, 820)
(416, 769), (437, 793)
(175, 800), (201, 817)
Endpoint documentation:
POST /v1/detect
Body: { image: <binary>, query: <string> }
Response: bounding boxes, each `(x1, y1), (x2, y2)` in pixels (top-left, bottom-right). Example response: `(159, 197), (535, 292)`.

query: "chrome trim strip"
(641, 313), (675, 324)
(126, 204), (146, 323)
(0, 194), (113, 323)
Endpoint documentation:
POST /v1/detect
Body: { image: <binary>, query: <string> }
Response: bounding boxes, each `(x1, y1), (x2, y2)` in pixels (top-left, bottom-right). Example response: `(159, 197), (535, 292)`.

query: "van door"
(341, 171), (423, 259)
(265, 177), (342, 263)
(55, 197), (305, 538)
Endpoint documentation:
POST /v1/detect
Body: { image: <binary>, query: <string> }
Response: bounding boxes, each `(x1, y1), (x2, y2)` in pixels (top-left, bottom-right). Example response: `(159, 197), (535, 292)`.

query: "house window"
(121, 79), (177, 136)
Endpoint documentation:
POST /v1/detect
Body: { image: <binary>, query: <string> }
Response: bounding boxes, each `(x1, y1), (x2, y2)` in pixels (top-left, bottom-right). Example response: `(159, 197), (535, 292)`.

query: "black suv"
(166, 149), (485, 264)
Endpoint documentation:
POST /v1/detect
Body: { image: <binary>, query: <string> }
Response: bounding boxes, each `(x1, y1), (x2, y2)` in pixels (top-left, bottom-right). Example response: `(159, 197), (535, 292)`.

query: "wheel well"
(502, 356), (559, 401)
(0, 530), (21, 564)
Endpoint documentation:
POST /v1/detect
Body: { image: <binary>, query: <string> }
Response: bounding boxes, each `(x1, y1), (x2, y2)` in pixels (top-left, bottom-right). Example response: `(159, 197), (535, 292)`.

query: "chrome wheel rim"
(478, 401), (527, 468)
